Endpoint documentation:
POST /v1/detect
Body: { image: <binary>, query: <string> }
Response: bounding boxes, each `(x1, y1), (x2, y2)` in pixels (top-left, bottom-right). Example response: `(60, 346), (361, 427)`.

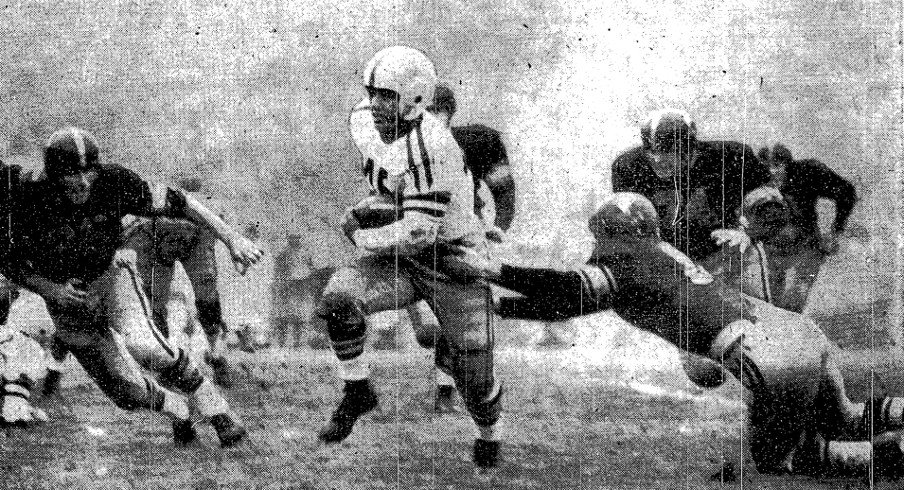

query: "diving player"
(452, 191), (904, 477)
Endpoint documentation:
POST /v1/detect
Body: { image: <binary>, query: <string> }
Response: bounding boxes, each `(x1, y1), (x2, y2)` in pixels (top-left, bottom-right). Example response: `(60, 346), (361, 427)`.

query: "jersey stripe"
(415, 125), (434, 188)
(405, 191), (452, 205)
(405, 135), (422, 191)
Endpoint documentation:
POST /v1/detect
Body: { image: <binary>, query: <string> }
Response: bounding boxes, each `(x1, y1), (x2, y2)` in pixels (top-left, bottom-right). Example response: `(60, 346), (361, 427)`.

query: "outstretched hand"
(227, 233), (265, 275)
(711, 228), (752, 253)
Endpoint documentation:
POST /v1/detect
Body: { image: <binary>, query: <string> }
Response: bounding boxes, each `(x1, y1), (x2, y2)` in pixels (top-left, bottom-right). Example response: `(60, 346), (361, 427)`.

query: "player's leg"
(708, 306), (904, 476)
(179, 223), (231, 356)
(428, 279), (502, 469)
(101, 258), (245, 447)
(407, 300), (457, 412)
(315, 256), (419, 443)
(0, 329), (48, 426)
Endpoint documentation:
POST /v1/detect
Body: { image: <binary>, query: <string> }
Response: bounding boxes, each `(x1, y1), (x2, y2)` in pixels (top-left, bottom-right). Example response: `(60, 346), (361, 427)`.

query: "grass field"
(4, 319), (904, 490)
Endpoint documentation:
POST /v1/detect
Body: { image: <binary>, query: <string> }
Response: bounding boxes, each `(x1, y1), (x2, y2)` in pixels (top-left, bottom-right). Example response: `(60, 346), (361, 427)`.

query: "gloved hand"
(711, 228), (752, 253)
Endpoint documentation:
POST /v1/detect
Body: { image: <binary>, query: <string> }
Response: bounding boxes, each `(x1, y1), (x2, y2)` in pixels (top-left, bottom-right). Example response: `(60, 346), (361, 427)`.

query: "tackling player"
(400, 84), (516, 413)
(0, 127), (263, 448)
(319, 46), (503, 468)
(454, 192), (904, 477)
(612, 109), (771, 262)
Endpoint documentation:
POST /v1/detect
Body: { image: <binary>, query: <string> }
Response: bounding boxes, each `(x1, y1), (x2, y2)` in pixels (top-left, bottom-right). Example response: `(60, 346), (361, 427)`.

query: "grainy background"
(0, 0), (902, 488)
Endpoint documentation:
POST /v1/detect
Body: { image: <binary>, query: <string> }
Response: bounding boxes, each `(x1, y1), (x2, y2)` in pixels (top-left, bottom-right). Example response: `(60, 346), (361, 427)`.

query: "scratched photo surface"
(0, 1), (901, 488)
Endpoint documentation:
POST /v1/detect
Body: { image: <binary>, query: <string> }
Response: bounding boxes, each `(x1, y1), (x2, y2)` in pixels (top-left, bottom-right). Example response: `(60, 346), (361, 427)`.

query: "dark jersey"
(0, 163), (187, 284)
(495, 241), (753, 357)
(774, 158), (857, 237)
(611, 140), (770, 261)
(451, 124), (515, 230)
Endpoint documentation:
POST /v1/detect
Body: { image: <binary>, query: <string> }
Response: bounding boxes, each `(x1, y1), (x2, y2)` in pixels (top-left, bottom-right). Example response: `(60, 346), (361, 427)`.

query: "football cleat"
(172, 419), (198, 447)
(473, 439), (501, 469)
(318, 379), (379, 444)
(211, 413), (247, 448)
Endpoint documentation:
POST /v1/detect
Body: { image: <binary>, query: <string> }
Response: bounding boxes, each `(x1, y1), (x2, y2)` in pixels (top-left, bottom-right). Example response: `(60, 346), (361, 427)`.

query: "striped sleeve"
(401, 190), (451, 218)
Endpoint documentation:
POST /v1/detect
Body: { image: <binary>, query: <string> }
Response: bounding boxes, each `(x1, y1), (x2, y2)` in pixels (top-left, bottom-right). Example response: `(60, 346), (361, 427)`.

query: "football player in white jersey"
(317, 46), (503, 469)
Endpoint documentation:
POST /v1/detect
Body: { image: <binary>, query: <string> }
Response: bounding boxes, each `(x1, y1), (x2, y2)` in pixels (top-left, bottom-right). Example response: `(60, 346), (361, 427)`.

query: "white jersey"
(348, 99), (484, 255)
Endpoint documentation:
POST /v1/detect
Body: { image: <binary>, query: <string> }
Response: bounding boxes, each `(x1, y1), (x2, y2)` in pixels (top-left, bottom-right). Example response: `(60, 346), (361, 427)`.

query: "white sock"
(161, 391), (190, 421)
(339, 357), (370, 381)
(435, 367), (455, 388)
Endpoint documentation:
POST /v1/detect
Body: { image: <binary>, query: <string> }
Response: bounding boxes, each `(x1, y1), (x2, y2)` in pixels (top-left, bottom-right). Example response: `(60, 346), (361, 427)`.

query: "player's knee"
(317, 292), (365, 337)
(465, 379), (504, 427)
(447, 329), (491, 352)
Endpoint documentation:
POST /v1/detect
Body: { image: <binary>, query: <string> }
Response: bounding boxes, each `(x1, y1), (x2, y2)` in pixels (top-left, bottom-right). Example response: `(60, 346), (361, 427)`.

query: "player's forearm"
(492, 263), (615, 316)
(352, 213), (440, 256)
(496, 296), (579, 321)
(181, 192), (243, 246)
(832, 183), (858, 233)
(488, 178), (516, 231)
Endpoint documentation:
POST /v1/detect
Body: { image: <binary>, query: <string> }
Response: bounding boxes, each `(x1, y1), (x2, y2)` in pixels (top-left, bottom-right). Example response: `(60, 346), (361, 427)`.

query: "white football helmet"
(362, 46), (437, 121)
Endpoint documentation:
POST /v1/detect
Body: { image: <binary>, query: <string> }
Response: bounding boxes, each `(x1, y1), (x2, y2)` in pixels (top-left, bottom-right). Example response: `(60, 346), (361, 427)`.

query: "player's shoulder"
(349, 98), (380, 149)
(417, 113), (462, 155)
(696, 139), (757, 160)
(451, 123), (502, 141)
(612, 146), (648, 172)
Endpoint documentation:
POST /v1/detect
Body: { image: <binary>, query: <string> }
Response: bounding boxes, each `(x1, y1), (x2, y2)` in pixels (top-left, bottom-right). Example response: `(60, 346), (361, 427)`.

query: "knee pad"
(465, 379), (504, 427)
(446, 348), (500, 425)
(317, 293), (365, 336)
(157, 348), (204, 394)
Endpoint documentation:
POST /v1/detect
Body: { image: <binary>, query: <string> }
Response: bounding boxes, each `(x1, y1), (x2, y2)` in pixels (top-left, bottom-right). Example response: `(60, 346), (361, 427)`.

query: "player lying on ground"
(356, 84), (517, 413)
(0, 327), (48, 426)
(42, 211), (241, 396)
(317, 46), (503, 469)
(451, 192), (904, 477)
(0, 127), (263, 447)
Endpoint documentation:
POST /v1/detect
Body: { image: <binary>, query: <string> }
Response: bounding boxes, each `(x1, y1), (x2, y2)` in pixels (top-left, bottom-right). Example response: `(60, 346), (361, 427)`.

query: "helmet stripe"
(69, 127), (87, 167)
(367, 49), (391, 88)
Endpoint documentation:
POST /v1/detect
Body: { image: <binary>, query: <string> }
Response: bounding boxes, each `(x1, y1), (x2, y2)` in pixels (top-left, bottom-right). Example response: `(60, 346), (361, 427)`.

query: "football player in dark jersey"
(702, 144), (859, 313)
(612, 109), (771, 262)
(0, 127), (263, 448)
(449, 192), (904, 478)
